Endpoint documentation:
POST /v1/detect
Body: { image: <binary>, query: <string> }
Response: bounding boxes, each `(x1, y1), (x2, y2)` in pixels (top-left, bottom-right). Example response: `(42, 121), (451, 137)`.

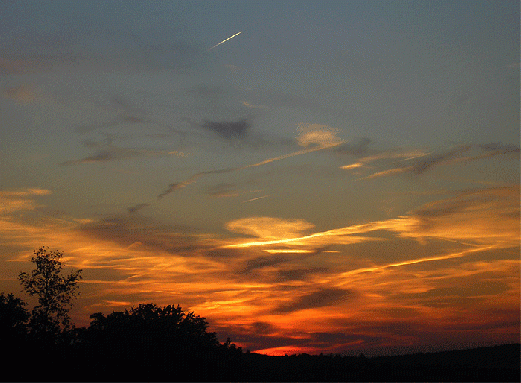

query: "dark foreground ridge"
(1, 287), (519, 381)
(240, 344), (520, 382)
(3, 324), (520, 382)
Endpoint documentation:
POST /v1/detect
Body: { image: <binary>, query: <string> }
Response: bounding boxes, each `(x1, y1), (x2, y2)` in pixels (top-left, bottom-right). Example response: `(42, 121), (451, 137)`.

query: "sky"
(0, 0), (519, 356)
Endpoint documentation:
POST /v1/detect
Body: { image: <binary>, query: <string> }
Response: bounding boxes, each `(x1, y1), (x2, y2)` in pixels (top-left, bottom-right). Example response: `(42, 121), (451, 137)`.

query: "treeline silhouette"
(1, 293), (520, 381)
(1, 248), (519, 381)
(1, 297), (243, 381)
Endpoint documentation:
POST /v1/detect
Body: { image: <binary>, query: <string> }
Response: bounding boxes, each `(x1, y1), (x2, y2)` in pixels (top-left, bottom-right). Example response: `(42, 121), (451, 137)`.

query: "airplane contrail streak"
(209, 31), (242, 50)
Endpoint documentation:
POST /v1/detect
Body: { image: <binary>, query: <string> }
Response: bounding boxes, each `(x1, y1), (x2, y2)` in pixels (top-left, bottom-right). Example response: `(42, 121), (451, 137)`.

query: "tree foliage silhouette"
(85, 303), (225, 380)
(0, 292), (29, 343)
(88, 303), (219, 347)
(19, 247), (82, 338)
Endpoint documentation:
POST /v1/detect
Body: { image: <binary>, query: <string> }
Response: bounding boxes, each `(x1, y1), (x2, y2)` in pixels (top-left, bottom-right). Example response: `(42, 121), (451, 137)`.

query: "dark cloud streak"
(157, 168), (237, 199)
(202, 118), (250, 140)
(77, 215), (209, 256)
(273, 288), (356, 313)
(127, 203), (150, 214)
(335, 137), (372, 156)
(411, 146), (471, 175)
(363, 143), (520, 179)
(239, 256), (286, 274)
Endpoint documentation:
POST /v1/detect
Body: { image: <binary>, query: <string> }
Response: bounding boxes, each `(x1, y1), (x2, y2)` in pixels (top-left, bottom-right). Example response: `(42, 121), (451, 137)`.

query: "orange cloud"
(223, 185), (519, 252)
(264, 249), (315, 254)
(404, 185), (520, 246)
(363, 166), (412, 179)
(0, 188), (52, 214)
(207, 185), (519, 353)
(340, 162), (363, 170)
(222, 217), (412, 249)
(0, 185), (518, 353)
(226, 216), (315, 240)
(296, 123), (343, 147)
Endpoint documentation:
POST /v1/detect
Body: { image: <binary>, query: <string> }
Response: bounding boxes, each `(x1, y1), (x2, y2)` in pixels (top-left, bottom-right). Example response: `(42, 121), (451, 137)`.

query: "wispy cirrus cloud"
(408, 185), (520, 245)
(157, 168), (237, 199)
(341, 143), (520, 179)
(363, 167), (411, 179)
(410, 145), (472, 175)
(157, 123), (345, 199)
(223, 185), (520, 251)
(0, 188), (52, 214)
(77, 215), (216, 257)
(0, 188), (52, 198)
(206, 183), (240, 198)
(61, 134), (185, 165)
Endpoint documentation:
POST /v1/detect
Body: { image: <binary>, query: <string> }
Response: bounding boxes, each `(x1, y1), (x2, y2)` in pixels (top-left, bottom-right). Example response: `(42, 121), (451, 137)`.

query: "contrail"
(156, 141), (345, 200)
(209, 31), (242, 50)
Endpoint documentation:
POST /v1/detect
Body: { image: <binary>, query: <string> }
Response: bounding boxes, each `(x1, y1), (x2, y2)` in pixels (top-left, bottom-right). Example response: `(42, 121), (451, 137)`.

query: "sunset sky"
(1, 1), (519, 356)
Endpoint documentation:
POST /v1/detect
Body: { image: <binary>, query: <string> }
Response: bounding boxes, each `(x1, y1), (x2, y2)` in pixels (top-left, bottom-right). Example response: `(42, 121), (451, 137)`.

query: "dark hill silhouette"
(235, 344), (520, 382)
(238, 344), (520, 382)
(1, 297), (519, 381)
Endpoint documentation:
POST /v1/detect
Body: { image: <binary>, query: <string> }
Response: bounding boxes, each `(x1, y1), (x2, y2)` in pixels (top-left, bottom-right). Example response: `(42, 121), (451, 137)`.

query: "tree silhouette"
(0, 292), (29, 343)
(19, 247), (82, 340)
(0, 293), (31, 380)
(84, 303), (225, 380)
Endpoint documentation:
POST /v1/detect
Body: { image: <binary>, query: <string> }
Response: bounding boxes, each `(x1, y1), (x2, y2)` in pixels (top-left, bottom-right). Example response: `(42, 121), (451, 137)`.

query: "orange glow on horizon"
(1, 186), (519, 352)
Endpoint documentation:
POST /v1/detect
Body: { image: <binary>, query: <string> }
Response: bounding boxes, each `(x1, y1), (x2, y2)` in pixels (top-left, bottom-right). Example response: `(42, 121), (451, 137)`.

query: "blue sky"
(0, 1), (519, 355)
